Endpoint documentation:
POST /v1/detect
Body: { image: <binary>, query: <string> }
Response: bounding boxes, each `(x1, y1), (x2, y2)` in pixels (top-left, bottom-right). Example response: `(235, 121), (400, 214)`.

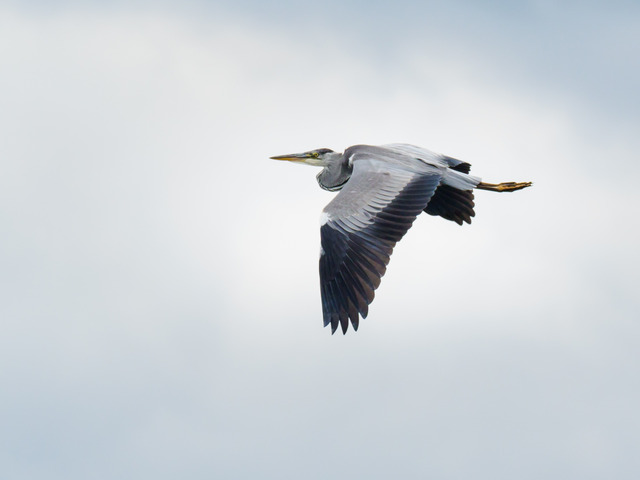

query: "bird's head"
(270, 148), (336, 167)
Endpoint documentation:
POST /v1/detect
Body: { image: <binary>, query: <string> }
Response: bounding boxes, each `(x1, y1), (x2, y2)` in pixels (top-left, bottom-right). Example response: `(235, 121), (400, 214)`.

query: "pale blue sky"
(1, 1), (639, 479)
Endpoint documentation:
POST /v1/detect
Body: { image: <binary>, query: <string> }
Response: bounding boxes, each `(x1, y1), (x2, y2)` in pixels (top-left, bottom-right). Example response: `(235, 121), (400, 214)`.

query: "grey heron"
(271, 144), (531, 334)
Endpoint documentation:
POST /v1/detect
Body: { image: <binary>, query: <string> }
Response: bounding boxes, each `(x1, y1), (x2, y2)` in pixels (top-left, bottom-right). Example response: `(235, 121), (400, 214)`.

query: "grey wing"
(319, 158), (442, 334)
(384, 143), (472, 173)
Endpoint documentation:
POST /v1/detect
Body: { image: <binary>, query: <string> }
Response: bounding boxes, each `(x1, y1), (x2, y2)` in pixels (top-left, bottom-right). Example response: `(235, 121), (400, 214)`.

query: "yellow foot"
(478, 181), (532, 192)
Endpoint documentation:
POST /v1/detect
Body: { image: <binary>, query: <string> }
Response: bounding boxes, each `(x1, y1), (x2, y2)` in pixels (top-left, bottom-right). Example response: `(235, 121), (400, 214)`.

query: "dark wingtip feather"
(339, 314), (349, 334)
(443, 156), (472, 174)
(330, 314), (339, 334)
(424, 185), (475, 225)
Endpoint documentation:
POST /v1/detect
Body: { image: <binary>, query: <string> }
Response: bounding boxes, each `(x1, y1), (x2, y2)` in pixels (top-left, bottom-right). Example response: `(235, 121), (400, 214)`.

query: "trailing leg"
(477, 181), (532, 192)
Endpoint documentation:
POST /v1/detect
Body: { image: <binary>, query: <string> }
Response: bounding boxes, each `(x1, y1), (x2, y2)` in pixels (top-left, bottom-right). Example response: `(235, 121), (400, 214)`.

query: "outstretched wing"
(320, 154), (442, 334)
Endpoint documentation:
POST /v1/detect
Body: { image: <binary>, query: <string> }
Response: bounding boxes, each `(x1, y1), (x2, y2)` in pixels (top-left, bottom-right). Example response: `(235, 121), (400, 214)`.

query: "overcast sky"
(1, 1), (639, 479)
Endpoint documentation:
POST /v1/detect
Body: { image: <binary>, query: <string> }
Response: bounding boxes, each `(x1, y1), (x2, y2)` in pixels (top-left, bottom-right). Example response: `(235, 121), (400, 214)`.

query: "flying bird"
(271, 144), (531, 334)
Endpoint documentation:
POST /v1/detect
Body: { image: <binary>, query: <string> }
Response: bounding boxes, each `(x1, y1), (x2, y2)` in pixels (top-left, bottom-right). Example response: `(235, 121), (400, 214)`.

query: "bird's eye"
(311, 152), (319, 158)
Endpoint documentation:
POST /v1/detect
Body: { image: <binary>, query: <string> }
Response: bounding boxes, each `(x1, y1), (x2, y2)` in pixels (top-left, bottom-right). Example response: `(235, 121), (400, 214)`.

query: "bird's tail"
(477, 181), (532, 192)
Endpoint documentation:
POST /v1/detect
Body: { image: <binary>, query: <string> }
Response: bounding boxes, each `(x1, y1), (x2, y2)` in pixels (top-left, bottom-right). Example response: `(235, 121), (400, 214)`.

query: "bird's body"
(271, 144), (531, 334)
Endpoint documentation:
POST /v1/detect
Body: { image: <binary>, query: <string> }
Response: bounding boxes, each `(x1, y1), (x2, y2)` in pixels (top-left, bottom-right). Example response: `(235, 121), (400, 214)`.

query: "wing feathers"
(424, 184), (476, 225)
(320, 170), (441, 333)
